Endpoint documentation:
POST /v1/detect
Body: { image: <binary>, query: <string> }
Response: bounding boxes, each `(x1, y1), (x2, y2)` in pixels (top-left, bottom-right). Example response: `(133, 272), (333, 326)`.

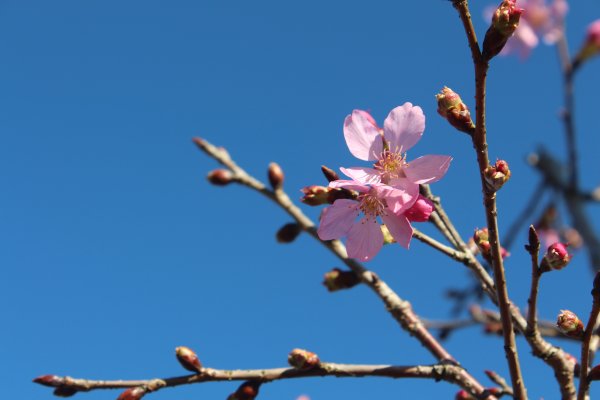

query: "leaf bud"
(207, 169), (233, 186)
(276, 223), (302, 243)
(33, 375), (63, 387)
(321, 165), (339, 182)
(268, 162), (284, 190)
(175, 346), (203, 373)
(288, 348), (320, 370)
(54, 387), (78, 397)
(455, 389), (476, 400)
(117, 387), (147, 400)
(323, 268), (361, 292)
(227, 381), (261, 400)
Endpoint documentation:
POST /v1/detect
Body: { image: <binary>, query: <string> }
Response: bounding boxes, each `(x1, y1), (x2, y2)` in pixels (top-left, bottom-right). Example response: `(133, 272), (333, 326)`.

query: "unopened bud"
(574, 20), (600, 68)
(323, 268), (361, 292)
(33, 375), (63, 387)
(300, 186), (355, 206)
(117, 387), (146, 400)
(473, 227), (510, 262)
(207, 169), (233, 186)
(268, 162), (284, 190)
(482, 0), (524, 60)
(404, 195), (434, 222)
(288, 348), (320, 370)
(484, 160), (511, 191)
(276, 223), (302, 243)
(588, 365), (600, 382)
(321, 165), (339, 182)
(541, 243), (571, 271)
(436, 87), (475, 134)
(455, 389), (476, 400)
(175, 346), (203, 373)
(227, 381), (261, 400)
(54, 387), (78, 397)
(557, 310), (584, 338)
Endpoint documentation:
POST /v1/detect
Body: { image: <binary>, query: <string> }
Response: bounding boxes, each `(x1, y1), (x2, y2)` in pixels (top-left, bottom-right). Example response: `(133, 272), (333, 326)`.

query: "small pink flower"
(341, 103), (452, 189)
(486, 0), (568, 58)
(404, 194), (434, 222)
(317, 180), (418, 261)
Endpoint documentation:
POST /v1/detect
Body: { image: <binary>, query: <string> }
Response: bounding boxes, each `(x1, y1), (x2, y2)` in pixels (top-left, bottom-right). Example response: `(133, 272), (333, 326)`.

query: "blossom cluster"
(316, 103), (452, 261)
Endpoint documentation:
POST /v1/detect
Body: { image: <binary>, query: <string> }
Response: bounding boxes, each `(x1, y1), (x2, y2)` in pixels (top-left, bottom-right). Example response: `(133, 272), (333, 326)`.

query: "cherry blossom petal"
(382, 103), (425, 153)
(346, 217), (384, 261)
(329, 179), (369, 192)
(372, 182), (418, 214)
(343, 110), (384, 161)
(317, 199), (359, 240)
(404, 155), (452, 185)
(381, 213), (413, 249)
(340, 167), (380, 184)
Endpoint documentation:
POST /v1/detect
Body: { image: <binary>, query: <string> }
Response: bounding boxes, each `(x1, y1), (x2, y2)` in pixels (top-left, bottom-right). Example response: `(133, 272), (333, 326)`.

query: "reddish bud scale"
(541, 242), (571, 271)
(117, 387), (146, 400)
(33, 375), (63, 387)
(484, 160), (511, 191)
(321, 165), (339, 182)
(455, 389), (476, 400)
(300, 186), (356, 206)
(435, 87), (475, 134)
(574, 20), (600, 67)
(207, 169), (233, 186)
(557, 310), (584, 338)
(473, 227), (510, 262)
(276, 223), (302, 243)
(482, 0), (524, 60)
(288, 348), (320, 370)
(53, 387), (78, 397)
(588, 364), (600, 382)
(227, 381), (261, 400)
(323, 268), (361, 292)
(175, 346), (203, 373)
(268, 162), (284, 190)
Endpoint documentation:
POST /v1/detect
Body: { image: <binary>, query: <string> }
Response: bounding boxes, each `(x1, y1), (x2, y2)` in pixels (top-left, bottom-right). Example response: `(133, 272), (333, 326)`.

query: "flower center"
(373, 150), (407, 182)
(357, 191), (385, 219)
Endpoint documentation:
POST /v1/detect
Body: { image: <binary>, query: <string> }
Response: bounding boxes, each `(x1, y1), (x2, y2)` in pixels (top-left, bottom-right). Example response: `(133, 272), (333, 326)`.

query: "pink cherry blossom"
(488, 0), (568, 58)
(341, 103), (452, 189)
(317, 179), (418, 261)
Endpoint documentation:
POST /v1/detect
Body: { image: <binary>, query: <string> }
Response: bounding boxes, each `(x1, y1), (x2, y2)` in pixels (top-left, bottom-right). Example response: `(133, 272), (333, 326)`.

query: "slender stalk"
(412, 228), (469, 263)
(578, 276), (600, 400)
(526, 226), (542, 337)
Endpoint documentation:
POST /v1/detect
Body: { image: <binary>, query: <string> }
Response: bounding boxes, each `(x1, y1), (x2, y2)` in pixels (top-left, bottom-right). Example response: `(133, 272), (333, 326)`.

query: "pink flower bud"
(117, 387), (146, 400)
(483, 0), (524, 60)
(404, 195), (434, 222)
(473, 228), (491, 259)
(574, 20), (600, 66)
(175, 346), (203, 373)
(268, 162), (284, 190)
(33, 375), (63, 387)
(276, 223), (302, 243)
(320, 165), (340, 182)
(288, 348), (320, 370)
(484, 160), (511, 191)
(435, 87), (475, 134)
(323, 268), (361, 292)
(207, 169), (233, 186)
(557, 310), (584, 338)
(541, 242), (571, 271)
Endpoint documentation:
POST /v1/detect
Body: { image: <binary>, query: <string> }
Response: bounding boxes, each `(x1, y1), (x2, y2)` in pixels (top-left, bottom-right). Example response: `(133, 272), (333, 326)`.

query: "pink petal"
(343, 110), (383, 161)
(317, 199), (359, 240)
(372, 182), (418, 214)
(382, 103), (425, 153)
(346, 217), (384, 261)
(329, 179), (369, 192)
(404, 155), (452, 185)
(340, 167), (380, 184)
(381, 213), (413, 249)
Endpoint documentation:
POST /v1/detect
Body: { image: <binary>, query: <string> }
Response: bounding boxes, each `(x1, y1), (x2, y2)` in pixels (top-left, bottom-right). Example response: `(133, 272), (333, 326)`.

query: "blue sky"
(2, 1), (600, 399)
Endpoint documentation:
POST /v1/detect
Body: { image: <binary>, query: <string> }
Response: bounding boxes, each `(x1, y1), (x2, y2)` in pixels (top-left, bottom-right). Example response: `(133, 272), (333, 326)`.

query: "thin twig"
(526, 226), (542, 337)
(412, 228), (469, 263)
(578, 275), (600, 400)
(193, 138), (493, 399)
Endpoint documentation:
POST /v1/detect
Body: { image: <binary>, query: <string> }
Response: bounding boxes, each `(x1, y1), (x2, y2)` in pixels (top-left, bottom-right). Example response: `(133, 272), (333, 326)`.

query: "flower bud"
(574, 20), (600, 68)
(540, 242), (571, 271)
(300, 186), (355, 206)
(436, 87), (475, 134)
(33, 375), (63, 387)
(276, 223), (302, 243)
(321, 165), (339, 182)
(323, 268), (361, 292)
(175, 346), (203, 373)
(404, 195), (434, 222)
(482, 0), (524, 60)
(288, 348), (320, 370)
(268, 162), (284, 190)
(117, 387), (146, 400)
(484, 160), (511, 191)
(473, 227), (510, 262)
(54, 387), (78, 397)
(227, 381), (261, 400)
(207, 169), (233, 186)
(557, 310), (584, 338)
(455, 389), (476, 400)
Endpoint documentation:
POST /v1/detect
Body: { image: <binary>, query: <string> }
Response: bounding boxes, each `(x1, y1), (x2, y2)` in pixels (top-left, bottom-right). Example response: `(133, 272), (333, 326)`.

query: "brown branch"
(412, 228), (469, 263)
(578, 276), (600, 400)
(451, 3), (526, 397)
(34, 363), (479, 396)
(193, 138), (493, 399)
(526, 226), (542, 337)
